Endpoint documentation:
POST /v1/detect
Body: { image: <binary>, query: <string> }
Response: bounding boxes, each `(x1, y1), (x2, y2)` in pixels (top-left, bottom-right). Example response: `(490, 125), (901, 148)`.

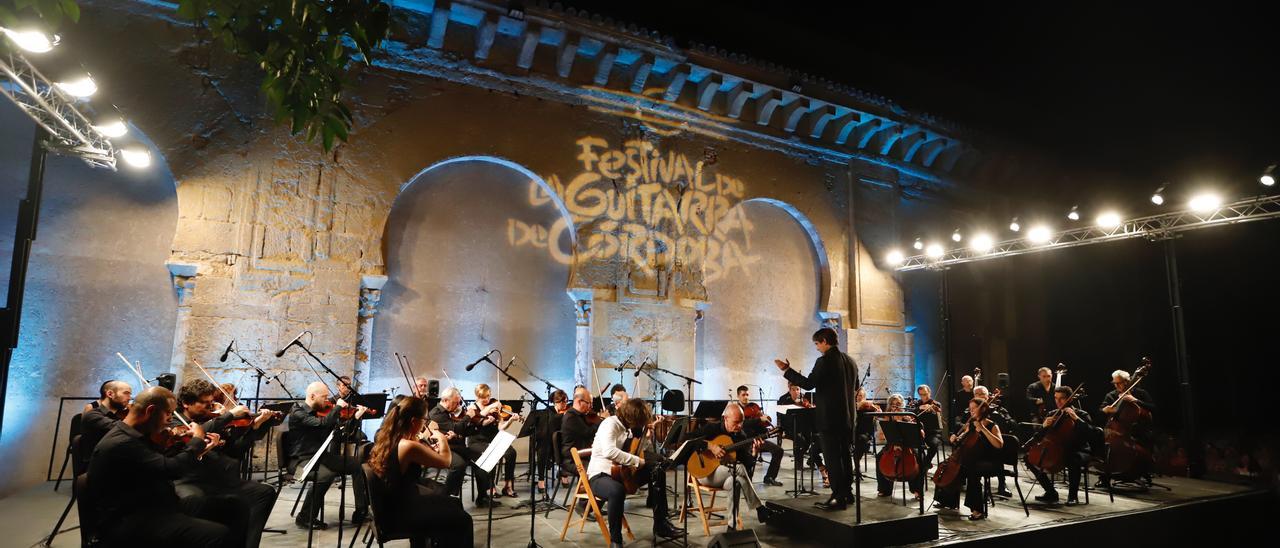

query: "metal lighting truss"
(0, 46), (115, 168)
(896, 194), (1280, 271)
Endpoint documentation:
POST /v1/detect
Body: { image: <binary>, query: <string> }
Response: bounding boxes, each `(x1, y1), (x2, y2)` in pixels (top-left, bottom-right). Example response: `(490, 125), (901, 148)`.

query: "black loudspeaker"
(156, 373), (177, 392)
(662, 389), (685, 412)
(427, 380), (440, 399)
(996, 372), (1010, 390)
(706, 528), (760, 548)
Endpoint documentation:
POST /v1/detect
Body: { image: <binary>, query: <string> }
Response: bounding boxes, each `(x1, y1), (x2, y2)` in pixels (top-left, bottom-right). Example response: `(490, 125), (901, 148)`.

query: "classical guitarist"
(586, 398), (684, 546)
(689, 402), (780, 524)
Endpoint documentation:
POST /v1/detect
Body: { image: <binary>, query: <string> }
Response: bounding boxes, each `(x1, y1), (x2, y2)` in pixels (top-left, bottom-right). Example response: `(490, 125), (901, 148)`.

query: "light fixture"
(1262, 165), (1276, 187)
(1009, 216), (1021, 232)
(93, 118), (128, 138)
(1096, 211), (1122, 229)
(951, 230), (962, 242)
(970, 233), (994, 253)
(925, 243), (944, 259)
(1151, 184), (1167, 206)
(1067, 205), (1080, 221)
(912, 238), (924, 250)
(0, 27), (59, 53)
(119, 147), (152, 168)
(1027, 225), (1052, 244)
(886, 250), (905, 266)
(55, 76), (98, 98)
(1188, 192), (1222, 213)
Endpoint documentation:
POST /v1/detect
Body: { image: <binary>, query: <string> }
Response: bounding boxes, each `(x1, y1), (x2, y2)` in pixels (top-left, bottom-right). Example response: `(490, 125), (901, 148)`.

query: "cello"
(1023, 384), (1087, 475)
(932, 396), (995, 490)
(1103, 358), (1155, 478)
(876, 399), (921, 483)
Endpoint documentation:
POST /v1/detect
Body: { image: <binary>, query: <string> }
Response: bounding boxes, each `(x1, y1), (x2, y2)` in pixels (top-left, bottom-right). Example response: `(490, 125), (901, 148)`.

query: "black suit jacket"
(287, 401), (341, 458)
(783, 346), (859, 435)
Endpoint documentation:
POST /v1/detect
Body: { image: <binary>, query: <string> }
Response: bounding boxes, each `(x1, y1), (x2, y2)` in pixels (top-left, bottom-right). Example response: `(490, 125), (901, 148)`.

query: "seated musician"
(952, 375), (975, 426)
(778, 382), (826, 486)
(875, 394), (923, 499)
(693, 402), (779, 523)
(587, 397), (683, 545)
(427, 386), (498, 507)
(288, 381), (371, 529)
(735, 385), (783, 486)
(912, 384), (944, 469)
(1025, 367), (1054, 422)
(1097, 369), (1157, 487)
(414, 376), (430, 398)
(86, 386), (234, 547)
(936, 397), (1004, 520)
(853, 387), (880, 467)
(79, 380), (132, 469)
(466, 383), (519, 498)
(1027, 386), (1096, 505)
(173, 379), (279, 548)
(535, 388), (570, 490)
(969, 385), (1012, 498)
(560, 386), (600, 475)
(368, 395), (473, 548)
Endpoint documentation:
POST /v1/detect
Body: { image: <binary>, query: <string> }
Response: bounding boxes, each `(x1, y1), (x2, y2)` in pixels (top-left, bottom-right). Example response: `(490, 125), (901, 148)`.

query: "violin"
(151, 424), (195, 449)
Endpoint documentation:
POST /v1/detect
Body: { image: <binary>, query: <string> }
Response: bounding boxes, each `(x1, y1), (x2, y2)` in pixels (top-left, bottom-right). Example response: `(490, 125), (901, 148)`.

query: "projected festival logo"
(507, 137), (759, 283)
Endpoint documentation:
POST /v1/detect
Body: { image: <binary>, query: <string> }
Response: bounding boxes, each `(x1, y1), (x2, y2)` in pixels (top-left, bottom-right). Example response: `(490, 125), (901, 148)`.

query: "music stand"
(878, 418), (927, 514)
(349, 393), (389, 418)
(693, 400), (729, 422)
(778, 406), (819, 497)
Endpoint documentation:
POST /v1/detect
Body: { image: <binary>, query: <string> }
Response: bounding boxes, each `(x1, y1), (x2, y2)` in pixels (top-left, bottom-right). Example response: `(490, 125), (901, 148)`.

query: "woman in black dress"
(368, 396), (474, 547)
(936, 397), (1004, 520)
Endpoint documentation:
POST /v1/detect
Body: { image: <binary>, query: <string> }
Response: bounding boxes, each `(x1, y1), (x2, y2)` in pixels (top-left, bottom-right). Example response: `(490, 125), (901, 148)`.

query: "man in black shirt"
(735, 385), (782, 486)
(775, 327), (859, 510)
(428, 386), (497, 507)
(953, 375), (975, 428)
(777, 382), (825, 480)
(288, 381), (371, 529)
(1025, 367), (1054, 422)
(1026, 386), (1098, 505)
(1097, 369), (1157, 487)
(87, 386), (233, 547)
(79, 380), (132, 470)
(911, 384), (944, 469)
(693, 403), (776, 523)
(560, 386), (599, 468)
(175, 379), (279, 547)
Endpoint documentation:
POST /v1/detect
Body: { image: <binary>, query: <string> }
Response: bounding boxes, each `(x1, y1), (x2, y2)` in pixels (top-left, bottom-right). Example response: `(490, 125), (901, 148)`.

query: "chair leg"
(54, 451), (71, 492)
(1012, 471), (1029, 517)
(559, 481), (579, 541)
(692, 481), (711, 536)
(290, 478), (310, 517)
(42, 492), (75, 547)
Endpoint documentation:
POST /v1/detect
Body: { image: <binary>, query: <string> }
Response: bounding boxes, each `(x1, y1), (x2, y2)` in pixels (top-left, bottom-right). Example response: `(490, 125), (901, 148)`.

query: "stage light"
(93, 118), (128, 138)
(1096, 211), (1122, 229)
(1262, 165), (1276, 187)
(1009, 217), (1021, 232)
(951, 230), (962, 242)
(886, 250), (905, 266)
(1027, 225), (1052, 244)
(1067, 206), (1079, 221)
(119, 147), (151, 168)
(1151, 184), (1167, 205)
(55, 76), (97, 98)
(925, 243), (944, 259)
(1188, 192), (1222, 213)
(0, 27), (59, 53)
(970, 233), (994, 253)
(913, 238), (923, 250)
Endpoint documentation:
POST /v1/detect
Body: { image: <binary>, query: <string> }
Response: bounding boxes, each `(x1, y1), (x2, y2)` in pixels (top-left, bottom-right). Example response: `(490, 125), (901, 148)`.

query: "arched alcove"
(374, 157), (578, 398)
(697, 198), (829, 401)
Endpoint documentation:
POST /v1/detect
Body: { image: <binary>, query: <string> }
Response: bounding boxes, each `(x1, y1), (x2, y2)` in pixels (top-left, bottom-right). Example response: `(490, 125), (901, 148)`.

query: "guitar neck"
(719, 428), (780, 451)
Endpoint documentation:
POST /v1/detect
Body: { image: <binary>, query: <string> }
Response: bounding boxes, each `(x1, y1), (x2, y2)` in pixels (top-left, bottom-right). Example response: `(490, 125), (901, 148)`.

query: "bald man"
(80, 380), (132, 470)
(287, 382), (370, 529)
(692, 403), (776, 523)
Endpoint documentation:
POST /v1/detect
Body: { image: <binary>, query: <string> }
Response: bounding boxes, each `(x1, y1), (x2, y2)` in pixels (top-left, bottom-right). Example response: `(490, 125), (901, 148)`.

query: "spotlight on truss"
(0, 27), (59, 53)
(1096, 211), (1122, 229)
(886, 250), (905, 266)
(1067, 205), (1080, 221)
(1188, 192), (1222, 214)
(970, 233), (994, 253)
(1261, 165), (1276, 187)
(1009, 217), (1021, 232)
(925, 243), (944, 259)
(913, 238), (923, 250)
(1027, 225), (1052, 244)
(1151, 184), (1167, 206)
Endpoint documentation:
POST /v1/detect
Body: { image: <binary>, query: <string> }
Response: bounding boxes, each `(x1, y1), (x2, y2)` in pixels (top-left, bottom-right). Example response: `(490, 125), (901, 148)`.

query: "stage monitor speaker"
(427, 380), (440, 399)
(156, 373), (176, 392)
(706, 529), (760, 548)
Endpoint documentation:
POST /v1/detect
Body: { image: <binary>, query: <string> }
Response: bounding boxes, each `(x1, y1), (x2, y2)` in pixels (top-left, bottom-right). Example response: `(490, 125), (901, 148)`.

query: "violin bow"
(193, 359), (242, 408)
(115, 352), (192, 428)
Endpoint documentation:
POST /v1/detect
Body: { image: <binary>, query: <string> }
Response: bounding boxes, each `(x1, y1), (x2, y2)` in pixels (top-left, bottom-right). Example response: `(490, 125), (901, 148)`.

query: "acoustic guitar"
(687, 426), (782, 479)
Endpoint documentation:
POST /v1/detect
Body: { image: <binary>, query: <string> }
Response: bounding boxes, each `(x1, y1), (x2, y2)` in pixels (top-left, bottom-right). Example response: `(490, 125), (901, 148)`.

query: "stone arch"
(737, 197), (832, 316)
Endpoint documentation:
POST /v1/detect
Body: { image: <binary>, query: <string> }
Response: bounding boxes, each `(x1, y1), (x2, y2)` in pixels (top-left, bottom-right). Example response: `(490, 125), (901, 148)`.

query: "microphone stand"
(648, 364), (699, 534)
(227, 346), (290, 489)
(472, 355), (548, 548)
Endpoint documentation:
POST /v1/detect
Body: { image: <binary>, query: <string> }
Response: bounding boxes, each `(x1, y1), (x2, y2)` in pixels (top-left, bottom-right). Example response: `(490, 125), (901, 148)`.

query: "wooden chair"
(559, 449), (633, 543)
(680, 471), (740, 535)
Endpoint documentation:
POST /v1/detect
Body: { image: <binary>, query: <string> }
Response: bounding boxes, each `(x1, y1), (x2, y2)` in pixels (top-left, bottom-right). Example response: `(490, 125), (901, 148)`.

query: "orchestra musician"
(414, 376), (430, 398)
(86, 386), (234, 547)
(876, 393), (923, 499)
(587, 398), (684, 546)
(953, 375), (975, 425)
(560, 386), (601, 490)
(692, 402), (778, 523)
(936, 397), (1004, 520)
(735, 385), (784, 486)
(367, 395), (473, 548)
(1027, 386), (1097, 505)
(775, 327), (859, 511)
(970, 385), (1013, 498)
(287, 381), (370, 529)
(534, 388), (569, 491)
(1025, 367), (1054, 422)
(1097, 369), (1157, 488)
(466, 383), (519, 498)
(427, 387), (498, 508)
(173, 379), (278, 548)
(79, 380), (132, 469)
(778, 381), (827, 487)
(853, 387), (880, 472)
(911, 384), (944, 469)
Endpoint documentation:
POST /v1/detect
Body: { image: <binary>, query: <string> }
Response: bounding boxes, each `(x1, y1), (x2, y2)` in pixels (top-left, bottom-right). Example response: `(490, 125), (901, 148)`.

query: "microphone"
(464, 350), (497, 372)
(274, 331), (306, 357)
(634, 360), (648, 377)
(615, 357), (632, 372)
(218, 340), (235, 362)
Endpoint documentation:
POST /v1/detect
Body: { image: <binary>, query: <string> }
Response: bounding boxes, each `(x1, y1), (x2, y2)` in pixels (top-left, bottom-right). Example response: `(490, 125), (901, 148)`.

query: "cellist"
(1026, 386), (1097, 505)
(935, 397), (1003, 520)
(1097, 369), (1156, 488)
(875, 394), (923, 499)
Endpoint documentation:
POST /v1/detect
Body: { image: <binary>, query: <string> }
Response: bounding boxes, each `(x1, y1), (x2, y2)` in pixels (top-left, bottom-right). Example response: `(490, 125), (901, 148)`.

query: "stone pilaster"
(355, 274), (389, 390)
(569, 289), (593, 387)
(165, 261), (199, 375)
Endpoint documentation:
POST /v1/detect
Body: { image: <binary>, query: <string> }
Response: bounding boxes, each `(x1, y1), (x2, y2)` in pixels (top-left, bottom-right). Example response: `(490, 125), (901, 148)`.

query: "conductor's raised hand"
(773, 359), (791, 371)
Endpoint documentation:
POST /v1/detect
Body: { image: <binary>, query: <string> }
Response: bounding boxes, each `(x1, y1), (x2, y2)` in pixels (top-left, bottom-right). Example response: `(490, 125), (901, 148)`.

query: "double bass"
(1023, 384), (1087, 475)
(1104, 358), (1155, 478)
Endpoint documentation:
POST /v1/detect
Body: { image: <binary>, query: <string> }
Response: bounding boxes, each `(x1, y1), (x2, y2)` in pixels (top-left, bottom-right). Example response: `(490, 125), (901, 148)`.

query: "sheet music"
(776, 404), (802, 413)
(476, 415), (525, 473)
(298, 430), (336, 481)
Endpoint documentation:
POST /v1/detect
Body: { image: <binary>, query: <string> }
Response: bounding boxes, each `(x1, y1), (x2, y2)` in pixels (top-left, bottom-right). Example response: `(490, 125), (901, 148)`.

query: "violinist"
(466, 383), (519, 498)
(1027, 386), (1095, 505)
(560, 386), (601, 483)
(367, 395), (473, 548)
(853, 387), (880, 469)
(587, 398), (684, 544)
(736, 385), (784, 486)
(911, 384), (943, 469)
(80, 380), (132, 469)
(876, 394), (923, 499)
(935, 397), (1004, 520)
(778, 382), (826, 488)
(427, 387), (497, 508)
(288, 381), (370, 529)
(1026, 367), (1054, 422)
(692, 403), (778, 523)
(414, 376), (430, 398)
(174, 379), (278, 548)
(86, 386), (233, 547)
(535, 388), (570, 491)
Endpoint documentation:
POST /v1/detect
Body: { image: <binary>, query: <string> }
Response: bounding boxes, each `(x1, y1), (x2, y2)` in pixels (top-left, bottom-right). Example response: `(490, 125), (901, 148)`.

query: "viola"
(1024, 384), (1087, 475)
(743, 402), (763, 420)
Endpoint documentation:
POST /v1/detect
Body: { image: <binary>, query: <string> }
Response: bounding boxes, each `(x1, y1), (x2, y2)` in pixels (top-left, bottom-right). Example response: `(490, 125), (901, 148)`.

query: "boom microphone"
(274, 331), (306, 358)
(464, 350), (498, 372)
(218, 340), (235, 363)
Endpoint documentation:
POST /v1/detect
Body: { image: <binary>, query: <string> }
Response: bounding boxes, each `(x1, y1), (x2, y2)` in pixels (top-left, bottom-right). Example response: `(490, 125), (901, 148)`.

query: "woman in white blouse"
(586, 398), (683, 547)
